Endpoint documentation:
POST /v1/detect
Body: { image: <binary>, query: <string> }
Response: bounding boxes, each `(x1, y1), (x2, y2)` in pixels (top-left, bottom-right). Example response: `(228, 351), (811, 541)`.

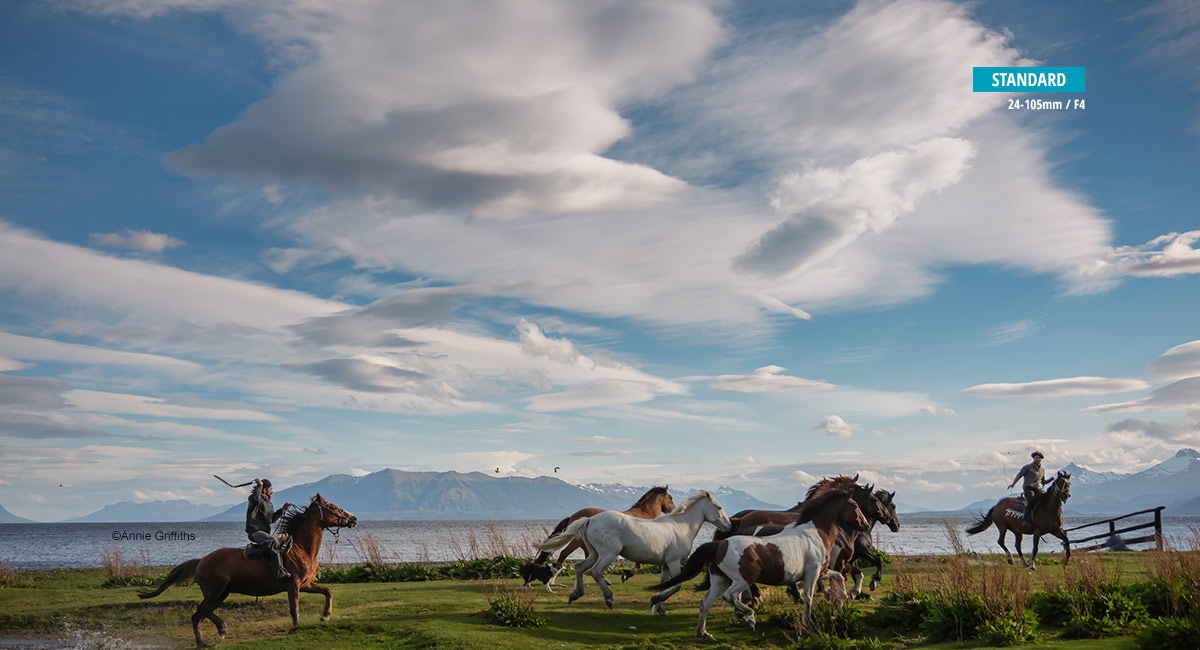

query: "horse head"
(311, 493), (358, 529)
(1053, 472), (1072, 502)
(839, 491), (871, 532)
(872, 488), (902, 532)
(660, 486), (676, 514)
(695, 491), (732, 532)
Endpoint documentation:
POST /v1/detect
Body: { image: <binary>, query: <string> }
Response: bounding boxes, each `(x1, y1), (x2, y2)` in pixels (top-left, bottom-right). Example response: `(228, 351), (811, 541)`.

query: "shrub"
(1033, 581), (1147, 637)
(0, 562), (34, 589)
(976, 610), (1040, 646)
(1136, 617), (1200, 650)
(483, 593), (546, 628)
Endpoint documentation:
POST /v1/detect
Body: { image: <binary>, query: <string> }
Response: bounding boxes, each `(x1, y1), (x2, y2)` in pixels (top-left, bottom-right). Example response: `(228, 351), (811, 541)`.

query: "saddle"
(242, 533), (293, 560)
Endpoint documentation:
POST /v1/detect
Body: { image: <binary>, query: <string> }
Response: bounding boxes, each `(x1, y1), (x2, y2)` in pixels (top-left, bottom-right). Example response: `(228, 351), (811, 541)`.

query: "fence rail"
(1063, 506), (1164, 552)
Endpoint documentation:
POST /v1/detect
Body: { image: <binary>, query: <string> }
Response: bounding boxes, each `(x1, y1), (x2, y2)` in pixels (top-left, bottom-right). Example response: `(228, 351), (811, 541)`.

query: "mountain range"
(6, 450), (1199, 523)
(0, 502), (33, 523)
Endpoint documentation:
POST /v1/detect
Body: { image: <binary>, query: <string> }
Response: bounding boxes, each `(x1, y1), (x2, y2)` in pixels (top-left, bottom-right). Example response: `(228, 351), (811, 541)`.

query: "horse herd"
(140, 471), (1075, 646)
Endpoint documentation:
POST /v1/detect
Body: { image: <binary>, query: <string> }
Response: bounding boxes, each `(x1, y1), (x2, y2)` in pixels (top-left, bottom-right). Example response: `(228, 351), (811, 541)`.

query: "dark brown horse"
(700, 475), (897, 597)
(139, 494), (357, 647)
(533, 486), (674, 581)
(966, 471), (1072, 569)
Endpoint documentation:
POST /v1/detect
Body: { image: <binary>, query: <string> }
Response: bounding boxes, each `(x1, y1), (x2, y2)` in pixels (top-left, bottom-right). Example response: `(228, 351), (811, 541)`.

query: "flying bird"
(495, 467), (500, 473)
(554, 467), (560, 473)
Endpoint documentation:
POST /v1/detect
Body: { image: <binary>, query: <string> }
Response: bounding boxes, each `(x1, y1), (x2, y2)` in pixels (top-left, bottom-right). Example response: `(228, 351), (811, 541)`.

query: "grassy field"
(1, 550), (1187, 650)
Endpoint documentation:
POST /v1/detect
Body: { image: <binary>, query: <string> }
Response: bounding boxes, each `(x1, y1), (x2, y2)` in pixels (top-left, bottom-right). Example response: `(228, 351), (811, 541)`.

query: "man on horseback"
(1007, 451), (1053, 525)
(246, 478), (292, 580)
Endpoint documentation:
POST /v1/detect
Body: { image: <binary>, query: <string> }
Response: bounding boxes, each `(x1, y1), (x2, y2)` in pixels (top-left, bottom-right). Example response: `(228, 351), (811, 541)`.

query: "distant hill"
(203, 469), (783, 521)
(70, 499), (231, 523)
(0, 503), (34, 523)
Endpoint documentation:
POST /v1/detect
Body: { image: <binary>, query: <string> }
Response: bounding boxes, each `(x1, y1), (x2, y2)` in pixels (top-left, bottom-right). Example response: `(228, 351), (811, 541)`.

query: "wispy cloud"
(985, 319), (1042, 346)
(963, 377), (1149, 401)
(90, 229), (185, 253)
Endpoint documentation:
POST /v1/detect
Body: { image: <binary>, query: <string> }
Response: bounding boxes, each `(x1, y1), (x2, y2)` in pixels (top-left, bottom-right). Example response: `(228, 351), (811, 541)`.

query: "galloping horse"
(535, 491), (731, 613)
(851, 488), (900, 592)
(966, 471), (1072, 569)
(139, 495), (357, 647)
(649, 486), (869, 641)
(533, 486), (674, 581)
(699, 475), (897, 599)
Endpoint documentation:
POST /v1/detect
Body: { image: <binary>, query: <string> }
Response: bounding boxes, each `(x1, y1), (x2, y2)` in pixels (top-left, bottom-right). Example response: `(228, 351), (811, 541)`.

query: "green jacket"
(246, 483), (284, 536)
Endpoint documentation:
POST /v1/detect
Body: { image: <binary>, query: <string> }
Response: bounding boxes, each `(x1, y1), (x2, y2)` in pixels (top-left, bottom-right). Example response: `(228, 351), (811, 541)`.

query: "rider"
(246, 478), (293, 580)
(1007, 451), (1054, 525)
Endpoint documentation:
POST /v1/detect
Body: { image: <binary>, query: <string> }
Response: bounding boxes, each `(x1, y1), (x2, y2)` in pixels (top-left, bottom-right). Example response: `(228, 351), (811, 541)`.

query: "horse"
(138, 494), (357, 647)
(699, 475), (897, 599)
(851, 488), (900, 592)
(966, 471), (1072, 569)
(532, 485), (674, 583)
(534, 490), (731, 613)
(649, 486), (870, 641)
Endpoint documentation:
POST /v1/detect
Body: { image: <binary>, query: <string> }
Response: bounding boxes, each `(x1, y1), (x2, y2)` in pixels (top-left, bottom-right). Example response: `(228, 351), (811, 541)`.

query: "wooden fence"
(1063, 506), (1165, 552)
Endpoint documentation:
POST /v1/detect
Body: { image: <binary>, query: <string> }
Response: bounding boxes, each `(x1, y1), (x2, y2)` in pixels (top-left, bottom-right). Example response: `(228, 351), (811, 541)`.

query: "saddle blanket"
(1004, 497), (1028, 520)
(242, 533), (293, 559)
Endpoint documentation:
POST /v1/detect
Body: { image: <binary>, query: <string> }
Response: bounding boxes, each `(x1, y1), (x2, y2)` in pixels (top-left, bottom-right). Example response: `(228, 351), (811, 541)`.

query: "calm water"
(2, 516), (1197, 569)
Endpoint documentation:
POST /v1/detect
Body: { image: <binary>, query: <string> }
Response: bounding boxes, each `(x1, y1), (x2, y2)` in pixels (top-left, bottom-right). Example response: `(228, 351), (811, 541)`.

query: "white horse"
(648, 487), (869, 641)
(534, 490), (732, 613)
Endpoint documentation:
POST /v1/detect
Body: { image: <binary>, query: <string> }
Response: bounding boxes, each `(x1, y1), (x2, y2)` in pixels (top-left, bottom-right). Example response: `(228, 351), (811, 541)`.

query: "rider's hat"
(1031, 451), (1044, 459)
(261, 478), (273, 488)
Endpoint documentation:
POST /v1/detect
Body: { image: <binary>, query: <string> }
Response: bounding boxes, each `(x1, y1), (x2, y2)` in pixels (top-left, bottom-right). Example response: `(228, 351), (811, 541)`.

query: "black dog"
(519, 561), (564, 593)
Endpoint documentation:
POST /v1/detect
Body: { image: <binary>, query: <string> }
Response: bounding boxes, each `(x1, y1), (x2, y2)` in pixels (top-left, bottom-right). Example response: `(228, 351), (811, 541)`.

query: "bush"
(1033, 582), (1147, 637)
(483, 593), (546, 628)
(976, 611), (1040, 646)
(1136, 617), (1200, 650)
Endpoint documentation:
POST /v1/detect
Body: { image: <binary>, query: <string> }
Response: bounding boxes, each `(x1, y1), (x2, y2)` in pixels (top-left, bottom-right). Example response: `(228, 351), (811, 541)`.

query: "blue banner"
(973, 67), (1085, 92)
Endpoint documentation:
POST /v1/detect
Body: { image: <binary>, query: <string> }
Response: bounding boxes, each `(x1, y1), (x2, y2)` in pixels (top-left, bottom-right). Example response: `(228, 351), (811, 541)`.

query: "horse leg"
(1049, 528), (1071, 565)
(621, 563), (640, 583)
(588, 550), (619, 609)
(823, 571), (849, 607)
(695, 571), (729, 641)
(1029, 534), (1041, 571)
(800, 568), (820, 630)
(287, 583), (301, 628)
(191, 586), (226, 648)
(998, 526), (1014, 564)
(569, 552), (597, 604)
(1014, 532), (1026, 566)
(301, 582), (333, 621)
(651, 556), (685, 614)
(722, 578), (756, 630)
(849, 566), (868, 600)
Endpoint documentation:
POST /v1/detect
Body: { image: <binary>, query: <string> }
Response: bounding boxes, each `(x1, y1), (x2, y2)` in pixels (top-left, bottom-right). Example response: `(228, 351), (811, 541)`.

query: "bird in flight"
(554, 467), (560, 473)
(495, 467), (500, 473)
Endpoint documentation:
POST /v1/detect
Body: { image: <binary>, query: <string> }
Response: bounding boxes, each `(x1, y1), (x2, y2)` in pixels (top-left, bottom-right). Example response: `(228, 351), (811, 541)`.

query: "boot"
(268, 548), (291, 581)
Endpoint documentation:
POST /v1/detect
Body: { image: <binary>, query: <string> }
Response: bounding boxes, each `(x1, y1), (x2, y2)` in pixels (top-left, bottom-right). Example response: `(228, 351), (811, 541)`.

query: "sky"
(2, 0), (1200, 520)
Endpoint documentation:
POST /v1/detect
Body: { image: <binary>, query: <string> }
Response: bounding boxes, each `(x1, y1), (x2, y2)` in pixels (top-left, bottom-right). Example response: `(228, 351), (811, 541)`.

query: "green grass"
(0, 555), (1177, 649)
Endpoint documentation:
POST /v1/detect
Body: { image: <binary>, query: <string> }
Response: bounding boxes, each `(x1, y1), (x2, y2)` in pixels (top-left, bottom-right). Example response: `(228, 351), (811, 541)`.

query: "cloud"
(64, 389), (282, 421)
(0, 411), (112, 439)
(570, 449), (636, 457)
(0, 332), (199, 372)
(920, 405), (957, 416)
(571, 435), (641, 445)
(285, 358), (431, 394)
(526, 380), (664, 412)
(1105, 416), (1200, 446)
(89, 229), (184, 253)
(0, 375), (73, 409)
(1075, 231), (1200, 289)
(1147, 339), (1200, 381)
(1087, 377), (1200, 413)
(962, 376), (1150, 401)
(112, 0), (725, 217)
(0, 356), (33, 372)
(707, 365), (835, 393)
(738, 137), (976, 277)
(810, 415), (858, 438)
(985, 319), (1042, 346)
(302, 448), (328, 455)
(348, 467), (371, 477)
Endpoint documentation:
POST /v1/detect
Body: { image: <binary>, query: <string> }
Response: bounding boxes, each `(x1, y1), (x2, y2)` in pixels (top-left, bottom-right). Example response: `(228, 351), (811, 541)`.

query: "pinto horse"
(139, 495), (357, 647)
(700, 475), (897, 599)
(533, 486), (674, 582)
(535, 490), (731, 613)
(650, 486), (869, 641)
(966, 471), (1072, 569)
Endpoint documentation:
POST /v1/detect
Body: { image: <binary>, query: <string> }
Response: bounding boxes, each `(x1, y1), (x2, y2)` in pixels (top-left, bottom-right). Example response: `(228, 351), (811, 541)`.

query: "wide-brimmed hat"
(1031, 451), (1044, 459)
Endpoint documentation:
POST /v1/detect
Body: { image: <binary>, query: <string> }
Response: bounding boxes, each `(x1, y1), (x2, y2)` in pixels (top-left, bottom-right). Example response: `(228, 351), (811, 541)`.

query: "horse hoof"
(620, 570), (636, 583)
(605, 599), (614, 610)
(869, 580), (879, 591)
(603, 578), (612, 586)
(1007, 559), (1014, 565)
(855, 593), (871, 601)
(321, 614), (331, 622)
(568, 593), (582, 604)
(697, 632), (716, 642)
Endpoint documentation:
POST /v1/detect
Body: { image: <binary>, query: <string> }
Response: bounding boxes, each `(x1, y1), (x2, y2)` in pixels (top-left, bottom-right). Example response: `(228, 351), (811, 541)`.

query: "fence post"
(1154, 507), (1163, 551)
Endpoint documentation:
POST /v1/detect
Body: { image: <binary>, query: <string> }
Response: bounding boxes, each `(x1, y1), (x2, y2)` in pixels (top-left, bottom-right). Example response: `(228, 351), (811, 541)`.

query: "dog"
(518, 561), (564, 593)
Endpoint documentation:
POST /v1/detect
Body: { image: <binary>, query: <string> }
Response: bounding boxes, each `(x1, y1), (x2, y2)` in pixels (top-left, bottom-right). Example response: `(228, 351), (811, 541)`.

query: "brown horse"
(139, 494), (357, 647)
(533, 486), (674, 581)
(966, 471), (1072, 569)
(649, 485), (870, 640)
(700, 475), (896, 598)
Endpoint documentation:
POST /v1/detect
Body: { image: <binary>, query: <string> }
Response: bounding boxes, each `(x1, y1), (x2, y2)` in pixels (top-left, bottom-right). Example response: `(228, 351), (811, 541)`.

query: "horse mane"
(630, 486), (669, 510)
(805, 475), (859, 501)
(798, 485), (856, 521)
(670, 490), (711, 515)
(277, 496), (319, 536)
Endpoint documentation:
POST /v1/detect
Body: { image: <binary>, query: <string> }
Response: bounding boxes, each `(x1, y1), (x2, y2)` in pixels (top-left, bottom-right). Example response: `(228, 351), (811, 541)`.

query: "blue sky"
(2, 0), (1199, 520)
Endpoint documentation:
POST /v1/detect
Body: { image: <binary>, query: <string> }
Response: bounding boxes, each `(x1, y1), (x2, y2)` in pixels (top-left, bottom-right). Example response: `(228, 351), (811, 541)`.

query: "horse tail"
(533, 517), (590, 553)
(647, 541), (721, 596)
(534, 516), (574, 563)
(138, 558), (200, 599)
(965, 506), (996, 535)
